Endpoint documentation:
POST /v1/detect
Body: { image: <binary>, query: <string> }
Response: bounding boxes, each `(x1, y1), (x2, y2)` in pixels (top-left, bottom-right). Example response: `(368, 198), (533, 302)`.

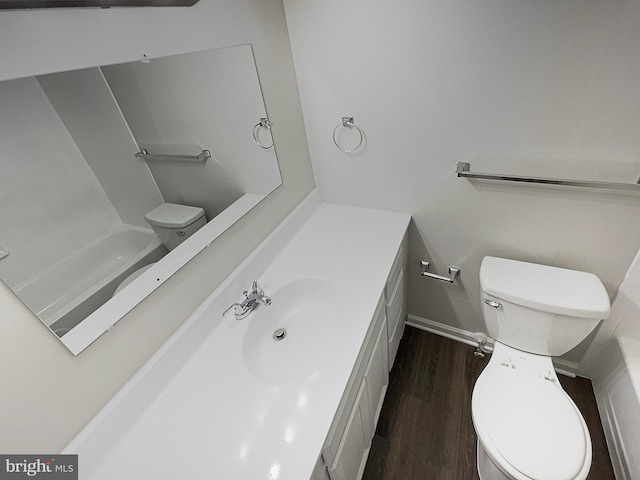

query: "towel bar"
(456, 162), (640, 192)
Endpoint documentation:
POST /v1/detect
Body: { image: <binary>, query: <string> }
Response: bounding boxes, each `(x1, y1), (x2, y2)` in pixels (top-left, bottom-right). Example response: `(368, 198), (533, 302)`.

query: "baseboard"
(406, 314), (493, 349)
(553, 358), (580, 378)
(405, 314), (580, 377)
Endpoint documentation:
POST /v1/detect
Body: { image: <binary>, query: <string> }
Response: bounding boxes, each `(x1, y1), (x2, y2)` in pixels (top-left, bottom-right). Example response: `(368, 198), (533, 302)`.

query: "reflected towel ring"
(333, 116), (364, 153)
(253, 117), (274, 149)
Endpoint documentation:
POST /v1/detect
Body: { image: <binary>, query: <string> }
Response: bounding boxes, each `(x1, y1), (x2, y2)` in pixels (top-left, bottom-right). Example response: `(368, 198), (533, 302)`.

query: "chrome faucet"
(224, 270), (271, 319)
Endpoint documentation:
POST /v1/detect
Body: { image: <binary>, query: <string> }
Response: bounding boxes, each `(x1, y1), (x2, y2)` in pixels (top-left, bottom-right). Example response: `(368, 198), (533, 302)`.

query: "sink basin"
(242, 278), (346, 384)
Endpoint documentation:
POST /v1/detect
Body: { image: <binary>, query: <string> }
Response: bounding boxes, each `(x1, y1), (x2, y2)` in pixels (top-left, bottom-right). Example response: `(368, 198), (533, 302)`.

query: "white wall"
(0, 77), (120, 288)
(0, 0), (314, 452)
(284, 0), (640, 362)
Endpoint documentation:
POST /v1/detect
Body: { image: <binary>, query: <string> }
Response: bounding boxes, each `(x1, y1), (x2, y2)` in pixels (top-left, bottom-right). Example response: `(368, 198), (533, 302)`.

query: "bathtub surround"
(0, 0), (314, 453)
(37, 68), (165, 227)
(0, 78), (122, 289)
(581, 246), (640, 479)
(15, 227), (165, 331)
(0, 72), (165, 332)
(588, 338), (640, 480)
(600, 246), (640, 343)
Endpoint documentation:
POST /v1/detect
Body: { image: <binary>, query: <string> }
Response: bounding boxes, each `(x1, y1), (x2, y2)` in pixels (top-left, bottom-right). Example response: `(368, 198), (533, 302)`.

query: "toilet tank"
(144, 203), (206, 251)
(479, 256), (610, 356)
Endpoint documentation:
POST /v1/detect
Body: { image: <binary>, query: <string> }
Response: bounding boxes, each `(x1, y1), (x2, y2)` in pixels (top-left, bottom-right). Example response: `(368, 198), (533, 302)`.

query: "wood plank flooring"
(362, 326), (615, 480)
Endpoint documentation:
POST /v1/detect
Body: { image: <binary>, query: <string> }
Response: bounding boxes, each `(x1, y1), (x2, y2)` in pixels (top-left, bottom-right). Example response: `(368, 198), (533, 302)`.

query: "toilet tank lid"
(480, 256), (610, 319)
(145, 203), (205, 228)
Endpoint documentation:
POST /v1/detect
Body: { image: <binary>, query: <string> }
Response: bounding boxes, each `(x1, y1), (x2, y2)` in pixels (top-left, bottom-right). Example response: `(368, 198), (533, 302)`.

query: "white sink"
(242, 278), (346, 384)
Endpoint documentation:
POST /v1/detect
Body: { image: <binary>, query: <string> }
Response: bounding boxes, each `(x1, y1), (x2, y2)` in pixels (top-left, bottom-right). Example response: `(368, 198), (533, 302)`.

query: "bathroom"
(0, 0), (639, 478)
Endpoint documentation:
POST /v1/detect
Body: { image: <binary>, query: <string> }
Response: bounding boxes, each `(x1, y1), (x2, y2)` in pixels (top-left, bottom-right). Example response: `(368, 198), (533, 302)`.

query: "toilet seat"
(472, 347), (591, 480)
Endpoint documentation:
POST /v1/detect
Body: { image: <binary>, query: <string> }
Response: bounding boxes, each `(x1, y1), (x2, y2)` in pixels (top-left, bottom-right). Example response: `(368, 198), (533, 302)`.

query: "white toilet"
(114, 203), (206, 295)
(472, 256), (610, 480)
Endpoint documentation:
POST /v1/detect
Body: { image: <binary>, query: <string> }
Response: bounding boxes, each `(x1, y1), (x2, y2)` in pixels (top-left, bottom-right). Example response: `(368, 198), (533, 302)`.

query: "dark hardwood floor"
(362, 326), (615, 480)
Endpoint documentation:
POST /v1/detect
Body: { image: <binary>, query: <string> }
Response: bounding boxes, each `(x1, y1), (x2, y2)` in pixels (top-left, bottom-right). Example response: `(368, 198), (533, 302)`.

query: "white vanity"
(64, 190), (410, 480)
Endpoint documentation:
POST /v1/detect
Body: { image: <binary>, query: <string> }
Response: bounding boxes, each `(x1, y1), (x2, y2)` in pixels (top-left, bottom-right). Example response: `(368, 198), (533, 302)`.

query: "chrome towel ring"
(333, 116), (364, 153)
(253, 117), (274, 149)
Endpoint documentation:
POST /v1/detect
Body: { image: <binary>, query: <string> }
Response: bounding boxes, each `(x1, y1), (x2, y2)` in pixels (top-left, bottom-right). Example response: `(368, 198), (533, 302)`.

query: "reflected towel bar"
(456, 162), (640, 191)
(135, 149), (211, 163)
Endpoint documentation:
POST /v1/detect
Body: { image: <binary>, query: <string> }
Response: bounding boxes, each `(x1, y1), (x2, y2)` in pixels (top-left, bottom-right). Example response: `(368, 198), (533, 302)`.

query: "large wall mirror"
(0, 44), (282, 355)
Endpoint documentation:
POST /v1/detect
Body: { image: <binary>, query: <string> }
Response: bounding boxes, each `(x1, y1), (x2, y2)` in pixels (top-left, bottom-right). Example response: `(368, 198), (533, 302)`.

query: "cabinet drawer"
(385, 267), (404, 340)
(388, 306), (405, 370)
(385, 241), (405, 299)
(363, 320), (389, 434)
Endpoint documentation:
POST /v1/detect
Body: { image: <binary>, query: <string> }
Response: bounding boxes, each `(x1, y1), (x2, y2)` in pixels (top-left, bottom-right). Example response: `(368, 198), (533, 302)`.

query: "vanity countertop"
(64, 191), (410, 479)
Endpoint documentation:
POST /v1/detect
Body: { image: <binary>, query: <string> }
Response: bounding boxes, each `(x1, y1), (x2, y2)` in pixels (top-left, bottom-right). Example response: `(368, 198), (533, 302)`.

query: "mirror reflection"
(0, 45), (281, 352)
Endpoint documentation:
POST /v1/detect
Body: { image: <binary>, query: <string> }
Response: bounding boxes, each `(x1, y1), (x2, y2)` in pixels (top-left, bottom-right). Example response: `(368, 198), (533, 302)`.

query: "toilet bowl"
(472, 343), (591, 480)
(113, 203), (206, 296)
(471, 256), (610, 480)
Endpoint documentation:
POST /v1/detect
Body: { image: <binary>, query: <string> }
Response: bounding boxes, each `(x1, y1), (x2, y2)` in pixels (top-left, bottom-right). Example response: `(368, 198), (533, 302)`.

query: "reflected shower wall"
(0, 77), (124, 290)
(38, 68), (165, 227)
(0, 74), (166, 333)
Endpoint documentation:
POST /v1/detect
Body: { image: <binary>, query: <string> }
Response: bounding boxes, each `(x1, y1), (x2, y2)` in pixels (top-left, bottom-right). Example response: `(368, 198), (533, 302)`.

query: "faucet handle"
(223, 302), (243, 318)
(252, 270), (265, 293)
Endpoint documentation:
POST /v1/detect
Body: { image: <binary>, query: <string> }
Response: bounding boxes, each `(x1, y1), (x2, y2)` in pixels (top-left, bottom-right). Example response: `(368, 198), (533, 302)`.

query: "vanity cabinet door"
(386, 266), (405, 370)
(364, 319), (389, 434)
(328, 380), (370, 480)
(322, 295), (385, 471)
(310, 455), (331, 480)
(327, 318), (388, 480)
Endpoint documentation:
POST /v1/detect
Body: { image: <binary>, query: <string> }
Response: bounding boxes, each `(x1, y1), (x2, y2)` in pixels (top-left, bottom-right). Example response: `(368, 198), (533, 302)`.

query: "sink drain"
(273, 328), (287, 341)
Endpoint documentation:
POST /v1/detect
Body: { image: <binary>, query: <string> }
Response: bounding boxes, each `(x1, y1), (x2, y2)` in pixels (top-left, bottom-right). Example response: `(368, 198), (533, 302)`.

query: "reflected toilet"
(113, 203), (206, 295)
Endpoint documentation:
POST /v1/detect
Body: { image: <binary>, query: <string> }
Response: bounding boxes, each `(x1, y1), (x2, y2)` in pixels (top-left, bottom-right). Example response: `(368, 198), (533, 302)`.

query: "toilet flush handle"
(484, 299), (502, 309)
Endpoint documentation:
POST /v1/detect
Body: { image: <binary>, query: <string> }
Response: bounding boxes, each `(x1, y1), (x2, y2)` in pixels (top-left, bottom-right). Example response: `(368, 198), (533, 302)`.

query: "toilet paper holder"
(419, 260), (460, 284)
